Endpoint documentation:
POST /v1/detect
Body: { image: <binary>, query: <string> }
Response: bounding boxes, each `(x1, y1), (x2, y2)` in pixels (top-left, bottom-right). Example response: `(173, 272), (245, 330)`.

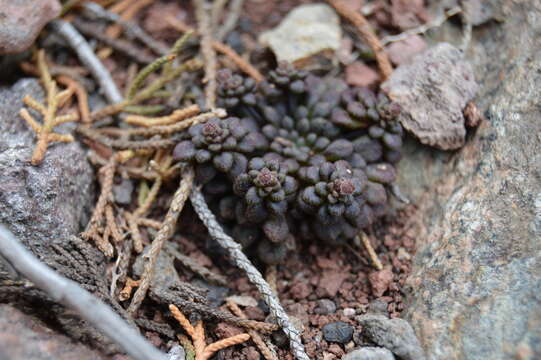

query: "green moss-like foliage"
(174, 62), (404, 264)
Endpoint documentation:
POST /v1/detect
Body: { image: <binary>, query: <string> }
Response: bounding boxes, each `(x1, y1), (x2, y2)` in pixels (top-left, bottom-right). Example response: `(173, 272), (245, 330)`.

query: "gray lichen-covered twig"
(189, 187), (310, 360)
(0, 225), (166, 360)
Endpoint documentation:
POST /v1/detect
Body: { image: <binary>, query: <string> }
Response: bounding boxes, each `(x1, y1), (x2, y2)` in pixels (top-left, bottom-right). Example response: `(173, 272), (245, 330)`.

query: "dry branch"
(0, 225), (166, 360)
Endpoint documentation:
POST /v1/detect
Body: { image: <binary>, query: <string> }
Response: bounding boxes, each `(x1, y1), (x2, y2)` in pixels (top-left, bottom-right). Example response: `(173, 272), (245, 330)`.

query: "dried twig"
(82, 2), (169, 56)
(193, 0), (218, 108)
(216, 0), (245, 42)
(170, 304), (251, 360)
(327, 0), (392, 79)
(73, 19), (155, 65)
(20, 50), (78, 165)
(166, 16), (264, 83)
(0, 225), (166, 360)
(227, 301), (278, 360)
(125, 104), (200, 127)
(357, 231), (383, 271)
(381, 6), (462, 45)
(128, 167), (195, 314)
(51, 20), (123, 104)
(165, 243), (227, 286)
(56, 75), (91, 123)
(459, 0), (472, 52)
(190, 188), (309, 360)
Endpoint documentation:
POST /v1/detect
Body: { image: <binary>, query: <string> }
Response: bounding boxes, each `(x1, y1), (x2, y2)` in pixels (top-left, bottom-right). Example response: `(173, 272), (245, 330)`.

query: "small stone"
(343, 308), (356, 317)
(192, 279), (229, 307)
(226, 295), (258, 307)
(368, 267), (394, 297)
(0, 0), (61, 54)
(113, 179), (134, 205)
(381, 43), (478, 150)
(322, 321), (354, 344)
(259, 4), (341, 67)
(319, 270), (349, 297)
(167, 345), (185, 360)
(315, 299), (337, 315)
(242, 346), (260, 360)
(385, 35), (427, 65)
(345, 62), (381, 87)
(214, 323), (243, 338)
(342, 347), (396, 360)
(368, 299), (389, 316)
(355, 314), (425, 360)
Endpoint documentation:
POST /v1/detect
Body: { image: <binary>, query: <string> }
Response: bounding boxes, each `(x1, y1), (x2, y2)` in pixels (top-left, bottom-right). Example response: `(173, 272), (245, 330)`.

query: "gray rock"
(315, 298), (337, 315)
(342, 347), (395, 360)
(381, 43), (478, 150)
(368, 299), (389, 317)
(167, 345), (186, 360)
(0, 78), (94, 255)
(259, 4), (341, 66)
(113, 178), (134, 205)
(322, 321), (354, 344)
(398, 1), (541, 359)
(356, 314), (425, 360)
(0, 304), (106, 360)
(0, 0), (61, 54)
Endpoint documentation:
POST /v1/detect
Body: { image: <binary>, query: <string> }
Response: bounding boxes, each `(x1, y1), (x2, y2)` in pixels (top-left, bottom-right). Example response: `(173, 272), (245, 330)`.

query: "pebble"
(368, 299), (389, 316)
(315, 299), (337, 315)
(345, 62), (380, 87)
(113, 179), (134, 205)
(343, 308), (356, 317)
(342, 347), (396, 360)
(0, 0), (61, 54)
(322, 321), (354, 344)
(381, 43), (478, 150)
(385, 35), (427, 65)
(259, 4), (341, 67)
(355, 314), (425, 360)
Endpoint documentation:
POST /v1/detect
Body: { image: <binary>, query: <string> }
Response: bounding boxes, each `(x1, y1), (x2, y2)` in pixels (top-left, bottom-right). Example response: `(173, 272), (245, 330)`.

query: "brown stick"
(326, 0), (392, 79)
(166, 16), (264, 83)
(357, 231), (383, 271)
(127, 167), (195, 314)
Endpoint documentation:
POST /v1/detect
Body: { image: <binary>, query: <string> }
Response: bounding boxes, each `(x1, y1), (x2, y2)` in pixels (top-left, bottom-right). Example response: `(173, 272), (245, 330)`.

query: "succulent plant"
(173, 62), (404, 263)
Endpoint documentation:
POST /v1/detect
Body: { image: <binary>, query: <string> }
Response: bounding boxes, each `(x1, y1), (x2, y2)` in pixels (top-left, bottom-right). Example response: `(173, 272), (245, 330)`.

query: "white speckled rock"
(259, 4), (341, 66)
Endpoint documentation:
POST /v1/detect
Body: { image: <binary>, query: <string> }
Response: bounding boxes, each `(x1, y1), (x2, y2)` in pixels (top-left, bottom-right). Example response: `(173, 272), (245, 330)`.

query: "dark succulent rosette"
(172, 117), (268, 182)
(173, 63), (405, 264)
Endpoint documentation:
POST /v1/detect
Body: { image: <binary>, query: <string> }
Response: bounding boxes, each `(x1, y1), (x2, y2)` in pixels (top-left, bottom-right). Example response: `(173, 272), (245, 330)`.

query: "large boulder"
(0, 78), (94, 255)
(398, 1), (541, 359)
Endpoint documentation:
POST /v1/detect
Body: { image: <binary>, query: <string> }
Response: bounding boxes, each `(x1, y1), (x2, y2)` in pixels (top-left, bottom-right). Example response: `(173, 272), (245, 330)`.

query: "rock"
(381, 43), (478, 150)
(0, 0), (61, 54)
(259, 4), (341, 67)
(0, 304), (106, 360)
(315, 298), (337, 315)
(322, 321), (354, 344)
(345, 62), (380, 87)
(399, 1), (541, 359)
(343, 308), (356, 317)
(0, 78), (94, 255)
(368, 266), (394, 297)
(226, 295), (258, 307)
(167, 345), (186, 360)
(342, 347), (396, 360)
(319, 269), (349, 297)
(113, 178), (134, 205)
(385, 35), (427, 65)
(389, 0), (429, 30)
(356, 314), (425, 360)
(192, 279), (229, 308)
(368, 299), (389, 316)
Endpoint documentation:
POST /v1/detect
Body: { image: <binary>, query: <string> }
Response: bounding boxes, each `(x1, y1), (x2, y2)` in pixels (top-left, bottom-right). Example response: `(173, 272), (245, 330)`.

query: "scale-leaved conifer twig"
(20, 50), (79, 165)
(189, 187), (310, 360)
